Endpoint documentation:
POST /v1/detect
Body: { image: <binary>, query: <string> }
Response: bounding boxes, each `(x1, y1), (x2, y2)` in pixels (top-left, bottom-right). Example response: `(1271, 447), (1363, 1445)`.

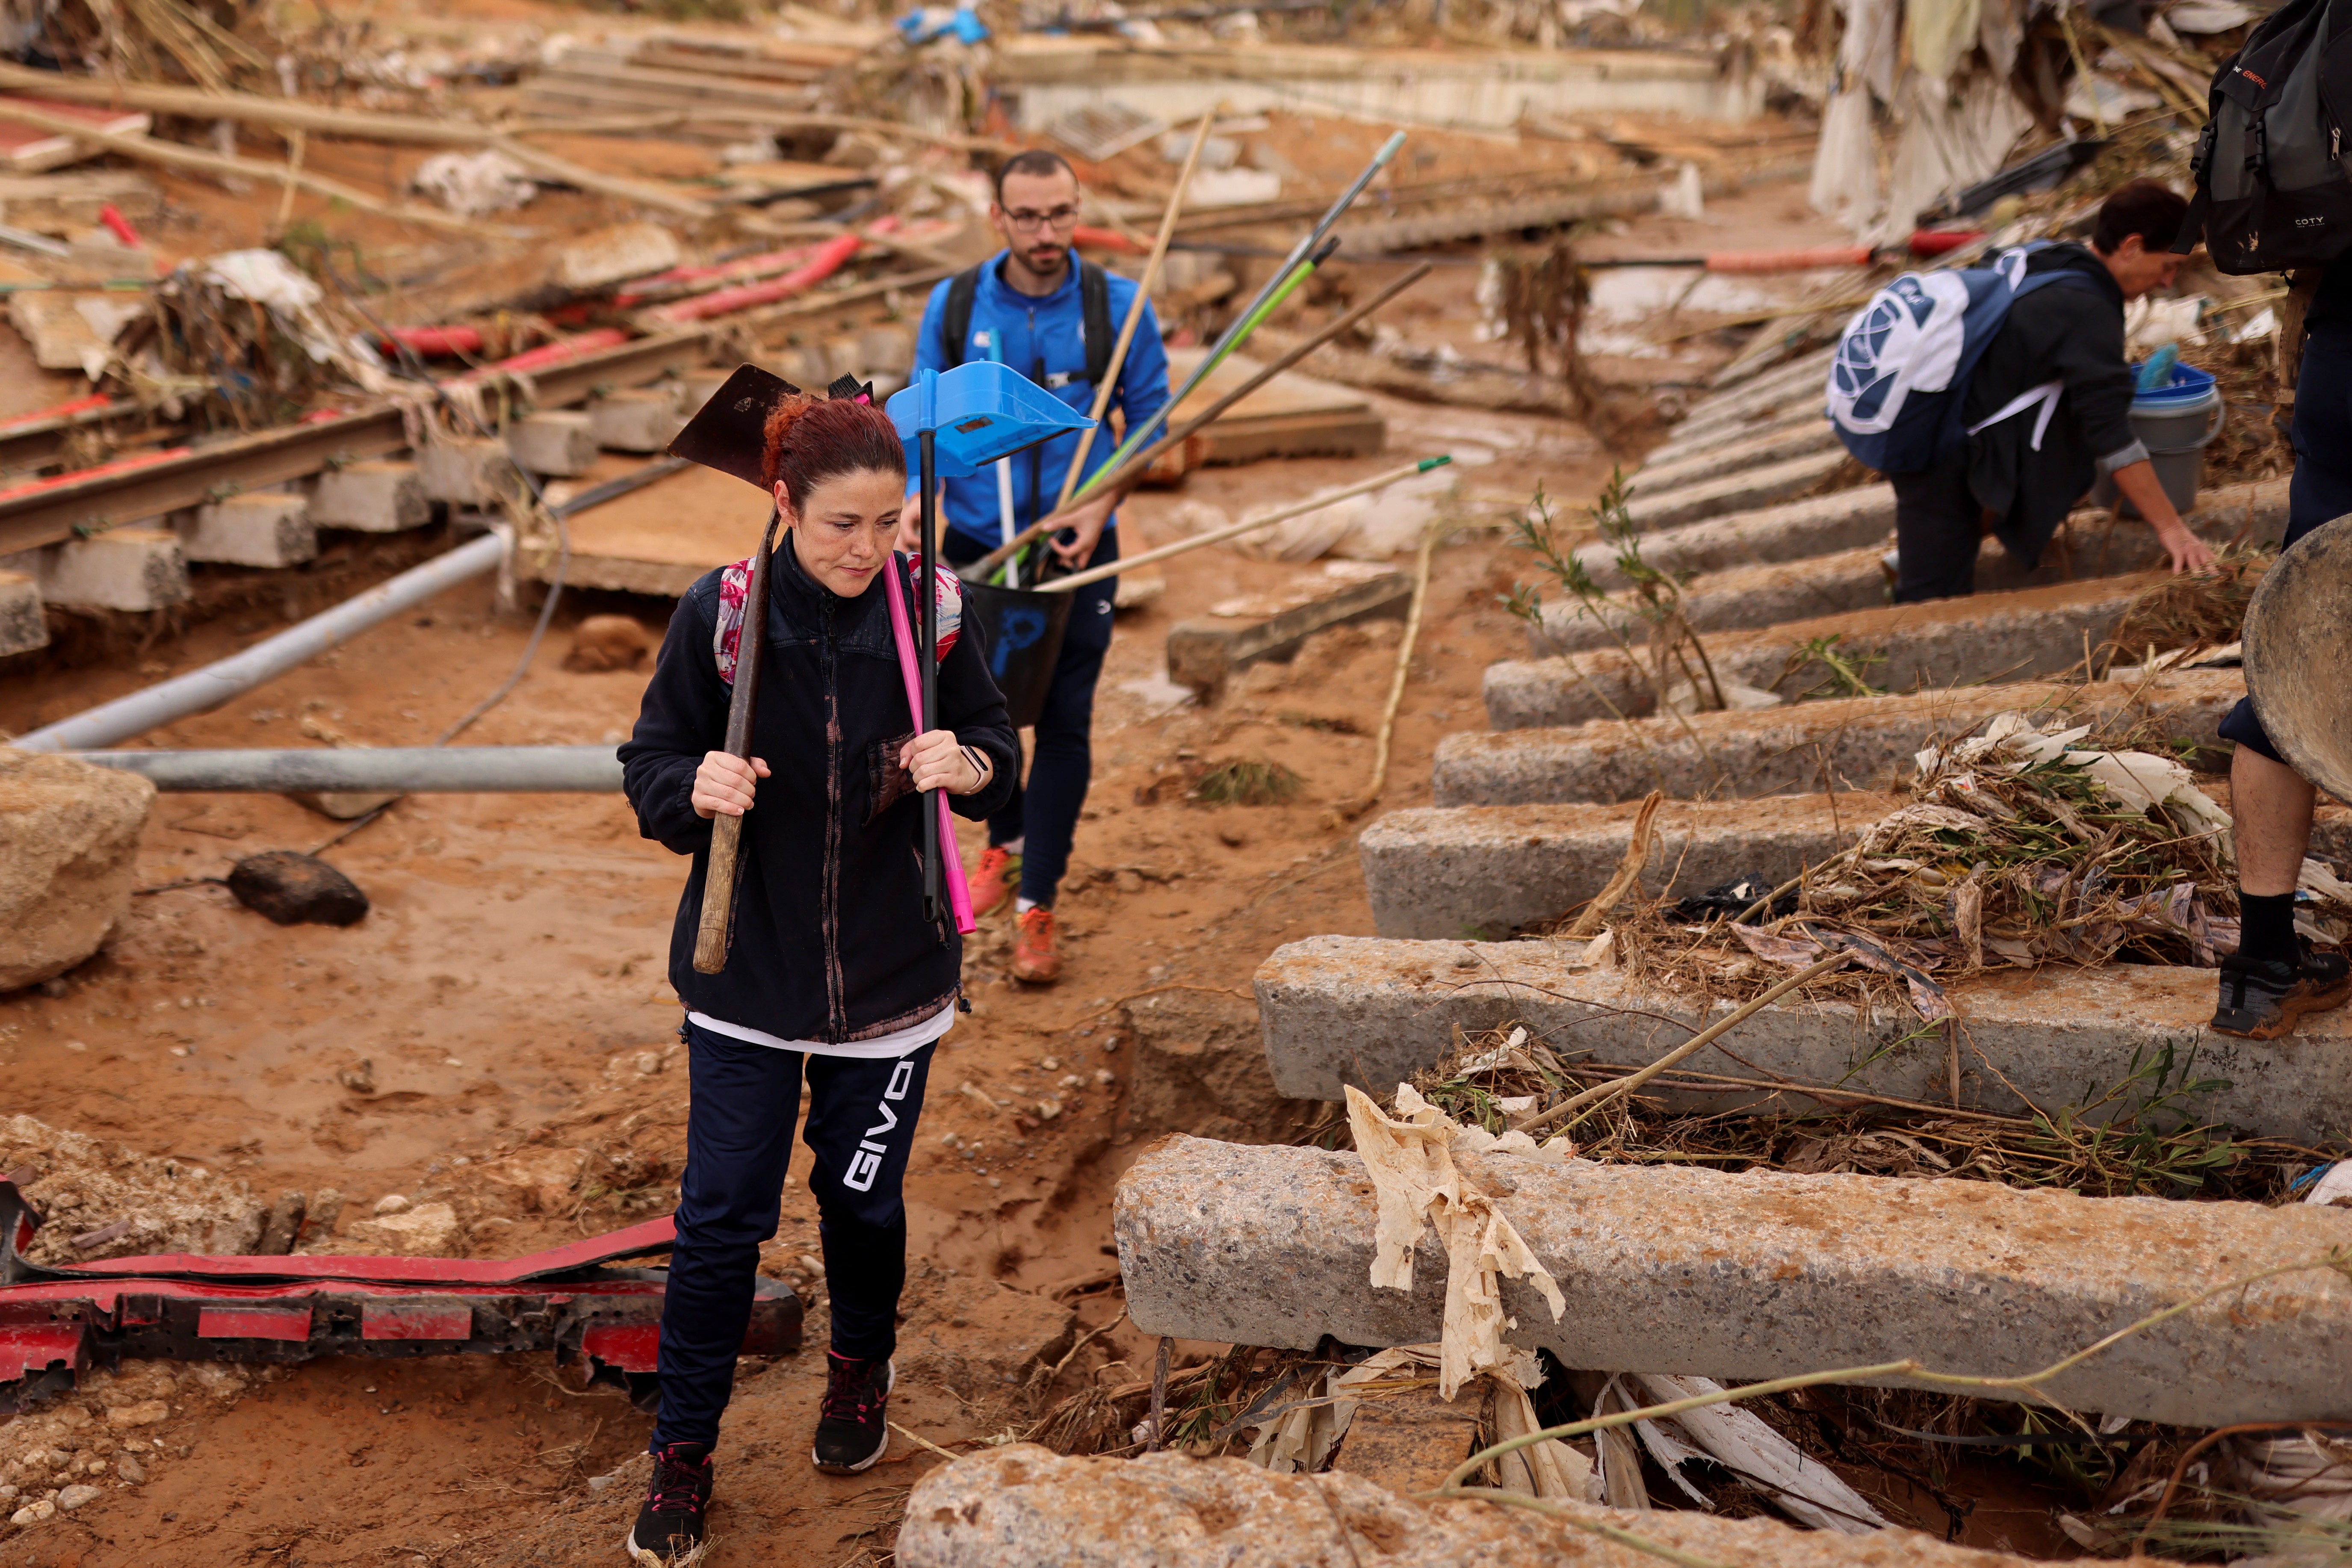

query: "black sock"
(2237, 891), (2299, 966)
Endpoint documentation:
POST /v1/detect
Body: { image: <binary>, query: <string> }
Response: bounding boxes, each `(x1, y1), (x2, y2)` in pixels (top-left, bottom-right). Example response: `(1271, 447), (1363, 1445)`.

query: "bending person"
(618, 389), (1016, 1567)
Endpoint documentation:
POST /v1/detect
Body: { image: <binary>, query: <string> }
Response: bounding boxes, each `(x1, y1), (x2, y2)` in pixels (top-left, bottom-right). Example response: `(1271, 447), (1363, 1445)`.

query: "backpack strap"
(1079, 259), (1114, 389)
(938, 263), (984, 369)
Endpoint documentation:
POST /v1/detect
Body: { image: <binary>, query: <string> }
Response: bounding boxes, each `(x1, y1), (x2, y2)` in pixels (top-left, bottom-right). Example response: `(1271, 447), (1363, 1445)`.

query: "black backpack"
(2177, 0), (2352, 273)
(937, 258), (1115, 390)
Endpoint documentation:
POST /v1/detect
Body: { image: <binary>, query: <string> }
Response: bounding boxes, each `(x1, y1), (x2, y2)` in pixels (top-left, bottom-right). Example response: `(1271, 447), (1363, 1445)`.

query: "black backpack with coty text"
(2177, 0), (2352, 273)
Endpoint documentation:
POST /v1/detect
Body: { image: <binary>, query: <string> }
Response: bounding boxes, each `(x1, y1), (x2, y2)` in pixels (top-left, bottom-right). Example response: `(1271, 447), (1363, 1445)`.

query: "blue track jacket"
(906, 251), (1171, 551)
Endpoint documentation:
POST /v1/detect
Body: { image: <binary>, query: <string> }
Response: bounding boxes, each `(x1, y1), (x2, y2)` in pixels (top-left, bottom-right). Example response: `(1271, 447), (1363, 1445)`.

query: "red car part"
(0, 1178), (800, 1416)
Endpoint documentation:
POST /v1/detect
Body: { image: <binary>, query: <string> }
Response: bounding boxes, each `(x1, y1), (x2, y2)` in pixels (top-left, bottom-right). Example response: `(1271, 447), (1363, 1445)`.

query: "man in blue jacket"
(898, 147), (1170, 984)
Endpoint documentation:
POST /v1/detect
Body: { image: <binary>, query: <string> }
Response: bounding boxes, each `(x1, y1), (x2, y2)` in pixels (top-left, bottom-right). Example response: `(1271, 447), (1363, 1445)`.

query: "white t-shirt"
(688, 1001), (955, 1060)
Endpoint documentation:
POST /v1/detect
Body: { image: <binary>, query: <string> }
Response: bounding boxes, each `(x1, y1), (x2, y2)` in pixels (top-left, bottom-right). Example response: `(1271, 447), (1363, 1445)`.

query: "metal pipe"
(64, 745), (623, 792)
(15, 458), (688, 756)
(14, 533), (510, 753)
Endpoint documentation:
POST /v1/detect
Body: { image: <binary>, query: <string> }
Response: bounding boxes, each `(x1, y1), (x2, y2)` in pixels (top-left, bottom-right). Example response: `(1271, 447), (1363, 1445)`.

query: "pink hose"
(881, 555), (977, 935)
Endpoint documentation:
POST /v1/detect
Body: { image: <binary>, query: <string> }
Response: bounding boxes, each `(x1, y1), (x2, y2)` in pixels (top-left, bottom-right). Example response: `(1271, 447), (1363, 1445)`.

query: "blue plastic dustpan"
(885, 363), (1093, 480)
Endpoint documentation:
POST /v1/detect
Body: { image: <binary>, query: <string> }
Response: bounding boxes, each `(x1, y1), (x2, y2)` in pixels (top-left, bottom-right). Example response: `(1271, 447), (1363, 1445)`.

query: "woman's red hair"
(759, 393), (904, 514)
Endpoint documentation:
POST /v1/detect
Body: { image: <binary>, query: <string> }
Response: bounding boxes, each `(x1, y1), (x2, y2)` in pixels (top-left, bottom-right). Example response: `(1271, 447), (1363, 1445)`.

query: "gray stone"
(590, 387), (686, 454)
(1433, 670), (2244, 806)
(1625, 416), (1841, 501)
(0, 569), (46, 656)
(1491, 574), (2157, 731)
(36, 528), (188, 611)
(55, 1483), (98, 1511)
(0, 750), (153, 991)
(1623, 446), (1852, 532)
(225, 851), (367, 927)
(1113, 1136), (2352, 1427)
(1358, 795), (1876, 939)
(1253, 933), (2352, 1144)
(898, 1445), (2044, 1568)
(1575, 486), (1896, 589)
(179, 492), (316, 568)
(310, 460), (429, 533)
(417, 438), (520, 508)
(505, 410), (599, 476)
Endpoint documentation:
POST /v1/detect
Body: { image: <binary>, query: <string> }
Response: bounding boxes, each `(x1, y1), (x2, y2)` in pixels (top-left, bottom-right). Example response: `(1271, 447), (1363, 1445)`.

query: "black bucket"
(961, 578), (1072, 728)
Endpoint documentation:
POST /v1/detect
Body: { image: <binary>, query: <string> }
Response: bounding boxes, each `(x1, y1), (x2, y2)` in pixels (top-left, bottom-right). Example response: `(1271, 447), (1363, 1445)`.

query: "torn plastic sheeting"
(413, 149), (535, 217)
(1343, 1084), (1569, 1401)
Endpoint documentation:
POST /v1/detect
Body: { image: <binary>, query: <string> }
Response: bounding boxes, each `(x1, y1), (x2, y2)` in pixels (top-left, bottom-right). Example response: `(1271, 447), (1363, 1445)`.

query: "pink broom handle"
(882, 554), (976, 935)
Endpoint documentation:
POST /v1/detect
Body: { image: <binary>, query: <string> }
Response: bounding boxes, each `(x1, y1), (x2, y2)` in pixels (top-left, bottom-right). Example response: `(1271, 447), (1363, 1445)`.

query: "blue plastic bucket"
(2092, 361), (2224, 517)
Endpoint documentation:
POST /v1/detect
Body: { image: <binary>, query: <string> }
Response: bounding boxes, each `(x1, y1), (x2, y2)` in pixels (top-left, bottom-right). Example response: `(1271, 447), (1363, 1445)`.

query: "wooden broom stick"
(1053, 107), (1219, 511)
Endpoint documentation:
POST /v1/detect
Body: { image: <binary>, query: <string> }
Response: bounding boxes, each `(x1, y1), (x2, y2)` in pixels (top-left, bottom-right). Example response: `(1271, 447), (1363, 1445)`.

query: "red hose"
(1073, 225), (1145, 254)
(650, 233), (862, 325)
(381, 325), (485, 357)
(449, 328), (633, 385)
(98, 203), (141, 249)
(0, 392), (110, 429)
(1702, 245), (1875, 274)
(1908, 228), (1987, 257)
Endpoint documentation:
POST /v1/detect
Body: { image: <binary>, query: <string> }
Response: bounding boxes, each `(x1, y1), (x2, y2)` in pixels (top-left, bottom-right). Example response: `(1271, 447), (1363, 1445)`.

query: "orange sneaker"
(969, 846), (1019, 917)
(1011, 906), (1062, 984)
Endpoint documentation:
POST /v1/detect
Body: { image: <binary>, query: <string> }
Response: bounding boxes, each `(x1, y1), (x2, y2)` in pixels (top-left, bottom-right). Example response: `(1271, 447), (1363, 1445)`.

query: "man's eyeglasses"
(1003, 206), (1081, 232)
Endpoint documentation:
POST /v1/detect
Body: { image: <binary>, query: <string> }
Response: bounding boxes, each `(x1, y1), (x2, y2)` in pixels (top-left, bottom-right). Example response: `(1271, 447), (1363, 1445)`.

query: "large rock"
(897, 1445), (2042, 1568)
(0, 749), (153, 991)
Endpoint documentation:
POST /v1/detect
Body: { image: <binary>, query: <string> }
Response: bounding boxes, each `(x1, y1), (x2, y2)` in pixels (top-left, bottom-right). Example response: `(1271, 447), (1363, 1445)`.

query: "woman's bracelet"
(957, 744), (993, 795)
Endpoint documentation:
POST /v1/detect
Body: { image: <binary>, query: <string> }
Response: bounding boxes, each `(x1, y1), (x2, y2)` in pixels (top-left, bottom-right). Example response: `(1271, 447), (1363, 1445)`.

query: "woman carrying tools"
(618, 384), (1016, 1568)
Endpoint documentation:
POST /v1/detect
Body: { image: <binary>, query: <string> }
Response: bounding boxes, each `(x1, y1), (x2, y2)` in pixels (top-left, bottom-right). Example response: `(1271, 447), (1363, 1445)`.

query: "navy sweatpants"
(2219, 317), (2352, 765)
(945, 527), (1118, 909)
(650, 1018), (934, 1452)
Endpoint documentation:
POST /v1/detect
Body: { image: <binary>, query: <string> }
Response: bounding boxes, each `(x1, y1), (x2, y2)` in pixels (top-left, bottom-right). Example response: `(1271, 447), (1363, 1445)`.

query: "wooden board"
(523, 463), (774, 598)
(1158, 348), (1385, 466)
(1166, 569), (1409, 695)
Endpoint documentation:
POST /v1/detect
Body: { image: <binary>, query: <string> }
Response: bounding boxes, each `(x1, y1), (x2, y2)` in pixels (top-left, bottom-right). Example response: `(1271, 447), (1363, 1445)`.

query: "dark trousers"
(1889, 451), (1989, 603)
(651, 1018), (934, 1452)
(944, 527), (1117, 909)
(2219, 318), (2352, 764)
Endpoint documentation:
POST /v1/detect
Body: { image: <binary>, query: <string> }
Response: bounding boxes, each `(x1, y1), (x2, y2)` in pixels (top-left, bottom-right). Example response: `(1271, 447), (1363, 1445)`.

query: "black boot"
(813, 1350), (895, 1474)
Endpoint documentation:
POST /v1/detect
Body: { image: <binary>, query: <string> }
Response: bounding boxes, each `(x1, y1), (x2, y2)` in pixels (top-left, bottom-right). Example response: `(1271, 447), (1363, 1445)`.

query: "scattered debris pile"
(0, 1115), (267, 1264)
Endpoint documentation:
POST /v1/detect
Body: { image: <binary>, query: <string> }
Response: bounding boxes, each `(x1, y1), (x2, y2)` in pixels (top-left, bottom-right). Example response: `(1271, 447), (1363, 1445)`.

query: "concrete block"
(310, 460), (429, 533)
(179, 492), (316, 568)
(1114, 1136), (2352, 1426)
(1624, 446), (1852, 532)
(1489, 573), (2160, 731)
(1630, 416), (1841, 498)
(1358, 795), (1882, 939)
(1534, 541), (1895, 656)
(1575, 486), (1897, 589)
(417, 438), (520, 508)
(505, 410), (599, 476)
(589, 387), (686, 454)
(1255, 933), (2352, 1142)
(1644, 397), (1824, 473)
(6, 290), (145, 372)
(1666, 346), (1835, 444)
(1166, 570), (1409, 696)
(1432, 670), (2244, 805)
(37, 528), (187, 611)
(677, 369), (733, 418)
(900, 1445), (2045, 1568)
(0, 570), (47, 656)
(553, 221), (681, 291)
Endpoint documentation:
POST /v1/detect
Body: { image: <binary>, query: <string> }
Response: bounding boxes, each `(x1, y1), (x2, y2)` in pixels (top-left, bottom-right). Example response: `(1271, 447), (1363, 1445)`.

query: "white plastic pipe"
(67, 744), (622, 792)
(13, 532), (507, 753)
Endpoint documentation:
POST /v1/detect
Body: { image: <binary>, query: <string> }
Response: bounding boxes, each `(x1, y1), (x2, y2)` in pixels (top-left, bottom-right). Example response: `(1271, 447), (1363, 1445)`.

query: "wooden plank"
(1166, 570), (1409, 695)
(1158, 349), (1385, 465)
(523, 462), (770, 596)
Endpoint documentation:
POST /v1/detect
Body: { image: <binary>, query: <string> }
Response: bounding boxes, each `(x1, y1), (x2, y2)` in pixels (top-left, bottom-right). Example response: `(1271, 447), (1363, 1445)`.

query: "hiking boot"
(623, 1442), (712, 1567)
(2211, 944), (2352, 1039)
(969, 845), (1019, 917)
(813, 1351), (894, 1474)
(1011, 906), (1062, 984)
